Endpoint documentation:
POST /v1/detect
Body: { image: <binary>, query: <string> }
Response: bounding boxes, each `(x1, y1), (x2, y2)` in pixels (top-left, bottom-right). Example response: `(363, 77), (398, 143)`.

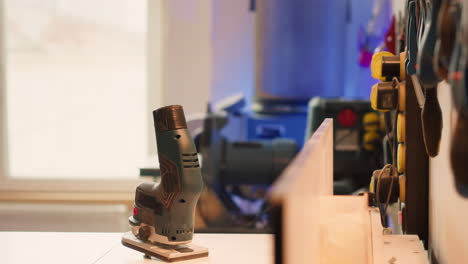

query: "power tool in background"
(306, 97), (384, 194)
(195, 95), (384, 229)
(122, 105), (208, 262)
(196, 99), (298, 231)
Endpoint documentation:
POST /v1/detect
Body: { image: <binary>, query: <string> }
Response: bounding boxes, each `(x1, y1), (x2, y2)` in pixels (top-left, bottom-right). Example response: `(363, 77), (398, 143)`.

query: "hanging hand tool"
(406, 1), (427, 109)
(416, 0), (443, 157)
(405, 0), (443, 157)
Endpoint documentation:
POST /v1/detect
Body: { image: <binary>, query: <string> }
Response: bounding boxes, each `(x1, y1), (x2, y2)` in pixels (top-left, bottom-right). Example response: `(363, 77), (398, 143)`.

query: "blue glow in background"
(211, 0), (387, 104)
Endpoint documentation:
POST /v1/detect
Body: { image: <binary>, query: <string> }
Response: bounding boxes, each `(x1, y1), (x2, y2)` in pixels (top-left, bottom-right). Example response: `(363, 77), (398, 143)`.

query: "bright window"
(4, 0), (151, 179)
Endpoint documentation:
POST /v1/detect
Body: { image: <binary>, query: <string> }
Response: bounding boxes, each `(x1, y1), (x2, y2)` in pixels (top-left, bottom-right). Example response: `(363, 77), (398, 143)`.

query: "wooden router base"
(121, 232), (209, 262)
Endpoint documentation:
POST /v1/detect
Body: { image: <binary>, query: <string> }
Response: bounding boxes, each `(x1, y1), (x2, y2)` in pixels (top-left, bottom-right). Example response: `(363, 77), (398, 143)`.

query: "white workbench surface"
(0, 232), (274, 264)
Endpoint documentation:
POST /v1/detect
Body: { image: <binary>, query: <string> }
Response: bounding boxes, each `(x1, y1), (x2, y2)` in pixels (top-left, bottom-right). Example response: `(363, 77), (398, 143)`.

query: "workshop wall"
(163, 0), (255, 109)
(429, 82), (468, 263)
(160, 0), (212, 115)
(210, 0), (254, 105)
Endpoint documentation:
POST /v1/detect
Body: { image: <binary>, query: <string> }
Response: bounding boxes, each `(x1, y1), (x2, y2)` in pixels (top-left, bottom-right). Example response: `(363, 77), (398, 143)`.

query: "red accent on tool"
(337, 108), (357, 128)
(133, 207), (139, 216)
(451, 71), (463, 81)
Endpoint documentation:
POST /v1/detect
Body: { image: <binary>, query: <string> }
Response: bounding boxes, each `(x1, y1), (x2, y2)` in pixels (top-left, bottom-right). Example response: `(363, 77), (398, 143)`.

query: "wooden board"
(269, 118), (334, 264)
(270, 118), (334, 202)
(270, 118), (429, 264)
(318, 195), (372, 264)
(370, 209), (428, 263)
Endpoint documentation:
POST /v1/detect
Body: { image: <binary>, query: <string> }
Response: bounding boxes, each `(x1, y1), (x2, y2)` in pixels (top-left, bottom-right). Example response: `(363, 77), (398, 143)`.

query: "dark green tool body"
(129, 105), (204, 245)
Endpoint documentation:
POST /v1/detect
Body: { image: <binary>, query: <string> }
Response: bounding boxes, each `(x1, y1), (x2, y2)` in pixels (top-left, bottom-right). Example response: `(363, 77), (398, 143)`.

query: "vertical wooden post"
(403, 77), (429, 246)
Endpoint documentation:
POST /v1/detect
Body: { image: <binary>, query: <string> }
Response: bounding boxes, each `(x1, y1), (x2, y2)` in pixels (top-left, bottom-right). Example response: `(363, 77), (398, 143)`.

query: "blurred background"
(0, 0), (390, 232)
